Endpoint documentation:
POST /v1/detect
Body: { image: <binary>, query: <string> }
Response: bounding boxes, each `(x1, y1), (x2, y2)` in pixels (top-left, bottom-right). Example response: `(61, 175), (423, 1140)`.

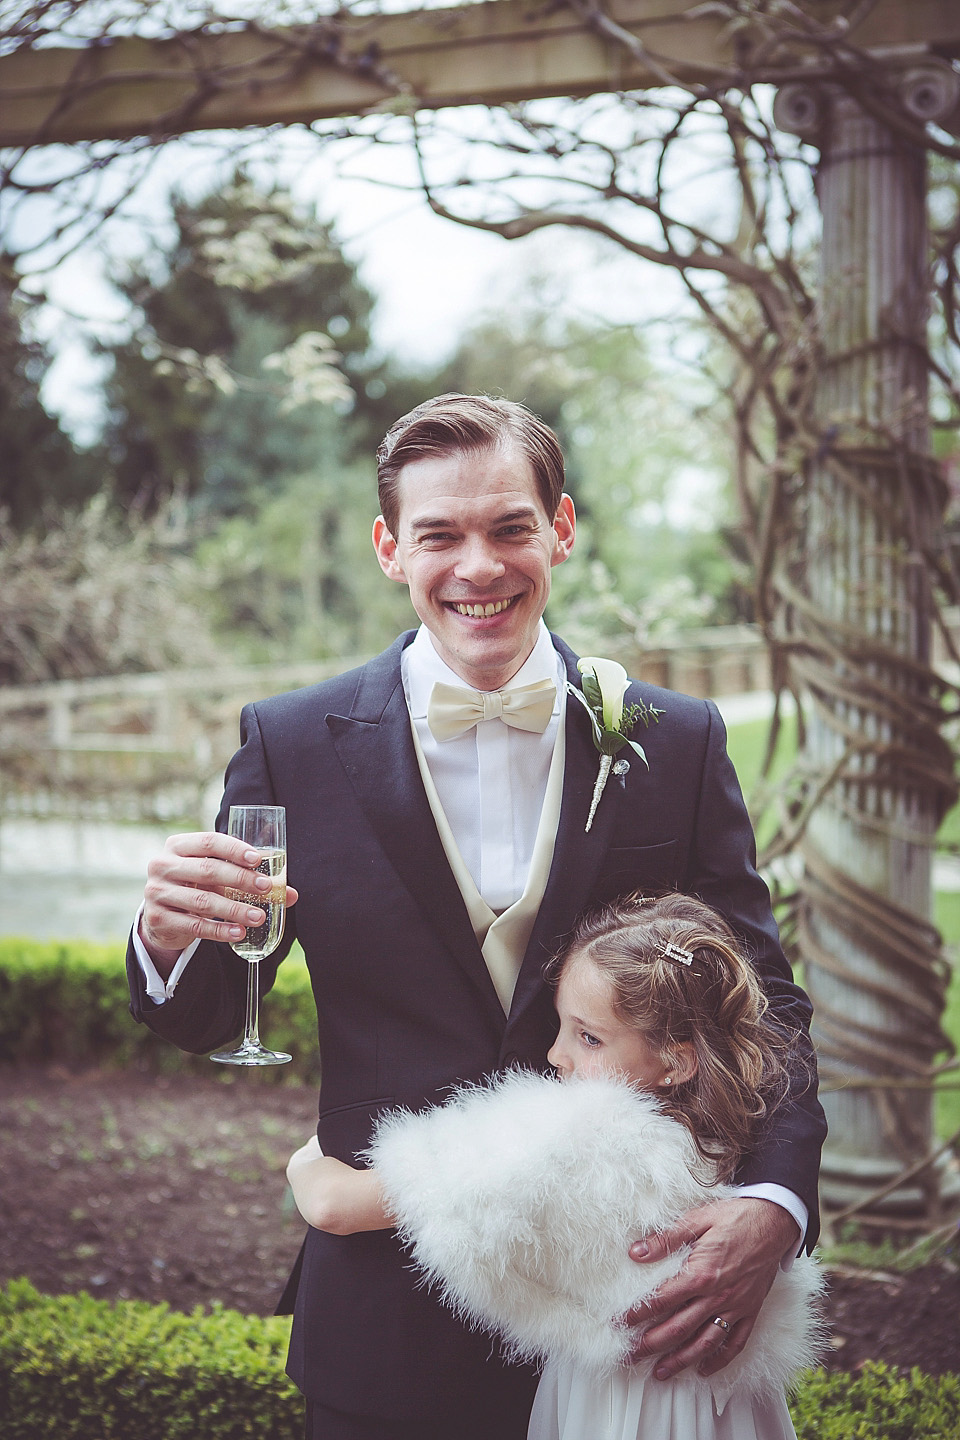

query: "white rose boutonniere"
(569, 657), (662, 832)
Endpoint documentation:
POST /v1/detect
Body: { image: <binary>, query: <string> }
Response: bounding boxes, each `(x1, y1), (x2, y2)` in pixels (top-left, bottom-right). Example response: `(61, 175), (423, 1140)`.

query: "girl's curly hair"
(545, 892), (805, 1182)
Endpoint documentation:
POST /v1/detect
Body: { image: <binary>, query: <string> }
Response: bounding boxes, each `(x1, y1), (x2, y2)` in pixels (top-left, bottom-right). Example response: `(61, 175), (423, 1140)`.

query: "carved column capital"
(773, 59), (960, 143)
(772, 80), (825, 142)
(895, 60), (960, 132)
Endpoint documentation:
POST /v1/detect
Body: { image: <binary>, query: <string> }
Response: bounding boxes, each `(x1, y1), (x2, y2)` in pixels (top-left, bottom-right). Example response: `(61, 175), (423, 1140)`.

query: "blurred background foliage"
(1, 169), (744, 682)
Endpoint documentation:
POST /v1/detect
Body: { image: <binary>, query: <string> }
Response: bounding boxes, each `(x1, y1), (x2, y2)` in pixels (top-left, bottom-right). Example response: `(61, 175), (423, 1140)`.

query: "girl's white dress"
(367, 1071), (823, 1440)
(529, 1356), (800, 1440)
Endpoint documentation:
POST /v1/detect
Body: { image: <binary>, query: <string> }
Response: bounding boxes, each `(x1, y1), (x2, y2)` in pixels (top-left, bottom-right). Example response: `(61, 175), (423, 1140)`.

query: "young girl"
(286, 892), (823, 1440)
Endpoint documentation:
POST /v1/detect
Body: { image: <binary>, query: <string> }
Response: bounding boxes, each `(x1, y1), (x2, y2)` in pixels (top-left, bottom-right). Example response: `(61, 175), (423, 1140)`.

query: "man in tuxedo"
(128, 394), (825, 1440)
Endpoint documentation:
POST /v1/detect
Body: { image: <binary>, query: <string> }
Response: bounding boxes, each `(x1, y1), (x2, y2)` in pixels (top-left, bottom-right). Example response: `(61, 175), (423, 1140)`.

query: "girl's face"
(547, 955), (676, 1088)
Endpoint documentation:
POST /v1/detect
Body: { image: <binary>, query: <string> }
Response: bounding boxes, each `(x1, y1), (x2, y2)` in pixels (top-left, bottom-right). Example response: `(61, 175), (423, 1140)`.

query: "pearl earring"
(663, 1076), (672, 1086)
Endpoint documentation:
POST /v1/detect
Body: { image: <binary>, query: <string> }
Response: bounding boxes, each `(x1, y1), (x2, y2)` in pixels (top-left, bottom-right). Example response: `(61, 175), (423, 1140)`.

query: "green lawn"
(724, 711), (801, 853)
(934, 893), (960, 1141)
(723, 713), (960, 1142)
(724, 711), (798, 803)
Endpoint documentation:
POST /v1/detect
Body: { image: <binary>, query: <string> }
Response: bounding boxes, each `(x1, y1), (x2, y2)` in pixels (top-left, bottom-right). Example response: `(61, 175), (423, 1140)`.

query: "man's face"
(373, 444), (575, 691)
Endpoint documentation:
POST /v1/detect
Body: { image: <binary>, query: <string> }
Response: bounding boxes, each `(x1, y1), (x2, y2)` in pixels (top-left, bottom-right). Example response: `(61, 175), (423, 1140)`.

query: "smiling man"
(127, 395), (824, 1440)
(371, 442), (575, 691)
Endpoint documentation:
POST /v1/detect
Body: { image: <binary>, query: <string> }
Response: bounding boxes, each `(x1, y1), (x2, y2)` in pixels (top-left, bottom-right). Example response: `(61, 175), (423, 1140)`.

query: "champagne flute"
(211, 805), (292, 1067)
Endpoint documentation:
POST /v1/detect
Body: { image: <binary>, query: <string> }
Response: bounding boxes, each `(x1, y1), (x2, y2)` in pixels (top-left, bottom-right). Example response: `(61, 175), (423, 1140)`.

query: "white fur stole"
(366, 1070), (824, 1409)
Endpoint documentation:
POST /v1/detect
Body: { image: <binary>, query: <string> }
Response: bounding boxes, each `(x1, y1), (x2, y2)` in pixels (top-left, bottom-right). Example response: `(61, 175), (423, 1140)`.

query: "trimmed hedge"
(0, 937), (320, 1083)
(1, 1281), (958, 1439)
(0, 1279), (301, 1438)
(792, 1363), (960, 1438)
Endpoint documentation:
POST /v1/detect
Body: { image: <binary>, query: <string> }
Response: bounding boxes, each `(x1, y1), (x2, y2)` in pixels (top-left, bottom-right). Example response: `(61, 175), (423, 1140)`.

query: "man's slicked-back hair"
(376, 394), (566, 536)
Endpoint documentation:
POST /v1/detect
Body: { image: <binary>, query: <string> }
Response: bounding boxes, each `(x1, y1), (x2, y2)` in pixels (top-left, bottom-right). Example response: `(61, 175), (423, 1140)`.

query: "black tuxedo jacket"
(127, 632), (825, 1427)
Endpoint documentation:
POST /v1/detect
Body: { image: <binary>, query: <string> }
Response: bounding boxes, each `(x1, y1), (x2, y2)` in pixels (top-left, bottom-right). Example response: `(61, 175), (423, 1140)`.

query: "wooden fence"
(0, 626), (778, 825)
(0, 658), (362, 824)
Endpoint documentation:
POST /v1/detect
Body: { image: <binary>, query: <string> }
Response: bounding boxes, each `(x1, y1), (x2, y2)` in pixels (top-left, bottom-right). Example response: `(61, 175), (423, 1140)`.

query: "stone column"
(773, 67), (960, 1214)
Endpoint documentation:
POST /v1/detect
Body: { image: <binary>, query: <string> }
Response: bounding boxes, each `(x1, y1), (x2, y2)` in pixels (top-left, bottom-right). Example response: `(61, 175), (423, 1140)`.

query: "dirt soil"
(1, 1065), (958, 1376)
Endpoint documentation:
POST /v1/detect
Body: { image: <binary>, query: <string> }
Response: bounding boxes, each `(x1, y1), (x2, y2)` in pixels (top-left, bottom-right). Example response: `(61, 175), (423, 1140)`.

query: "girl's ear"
(663, 1042), (698, 1087)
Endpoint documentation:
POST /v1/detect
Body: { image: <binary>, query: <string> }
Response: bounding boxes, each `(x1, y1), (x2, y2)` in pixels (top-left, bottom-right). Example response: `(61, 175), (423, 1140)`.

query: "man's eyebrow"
(409, 506), (540, 532)
(408, 514), (458, 532)
(494, 507), (540, 524)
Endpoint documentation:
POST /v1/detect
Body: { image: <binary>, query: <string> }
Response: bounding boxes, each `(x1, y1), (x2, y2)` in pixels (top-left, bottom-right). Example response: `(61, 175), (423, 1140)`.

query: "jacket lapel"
(324, 635), (504, 1023)
(508, 639), (625, 1025)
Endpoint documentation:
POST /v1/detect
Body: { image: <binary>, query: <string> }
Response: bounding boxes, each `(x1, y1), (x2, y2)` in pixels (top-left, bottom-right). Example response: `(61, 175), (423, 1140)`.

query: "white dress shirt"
(133, 913), (199, 1003)
(403, 622), (565, 912)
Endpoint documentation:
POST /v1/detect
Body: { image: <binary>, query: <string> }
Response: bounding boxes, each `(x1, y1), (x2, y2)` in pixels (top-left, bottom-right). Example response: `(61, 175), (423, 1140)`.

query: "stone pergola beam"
(1, 0), (959, 147)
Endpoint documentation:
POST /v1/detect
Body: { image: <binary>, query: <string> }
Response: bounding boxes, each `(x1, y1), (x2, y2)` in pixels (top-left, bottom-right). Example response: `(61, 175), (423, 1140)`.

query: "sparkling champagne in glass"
(211, 805), (292, 1067)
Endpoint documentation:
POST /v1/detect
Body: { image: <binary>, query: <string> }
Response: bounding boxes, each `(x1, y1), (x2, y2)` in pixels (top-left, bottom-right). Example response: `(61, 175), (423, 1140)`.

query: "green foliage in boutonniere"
(568, 657), (662, 831)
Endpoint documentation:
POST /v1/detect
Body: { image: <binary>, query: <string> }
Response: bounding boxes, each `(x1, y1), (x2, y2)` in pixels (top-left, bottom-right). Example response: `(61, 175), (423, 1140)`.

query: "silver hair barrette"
(663, 942), (694, 966)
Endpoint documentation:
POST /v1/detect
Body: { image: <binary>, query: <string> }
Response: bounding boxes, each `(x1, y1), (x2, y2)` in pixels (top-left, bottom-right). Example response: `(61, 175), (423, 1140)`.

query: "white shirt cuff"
(736, 1183), (808, 1267)
(132, 903), (201, 1003)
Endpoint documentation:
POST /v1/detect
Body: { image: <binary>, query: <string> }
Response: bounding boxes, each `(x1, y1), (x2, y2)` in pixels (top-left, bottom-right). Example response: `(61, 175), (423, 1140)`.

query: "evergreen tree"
(101, 172), (377, 516)
(97, 172), (437, 661)
(0, 263), (98, 530)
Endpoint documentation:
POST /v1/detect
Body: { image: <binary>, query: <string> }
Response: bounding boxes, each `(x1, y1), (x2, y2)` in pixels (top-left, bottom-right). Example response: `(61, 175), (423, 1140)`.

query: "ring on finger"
(710, 1316), (730, 1334)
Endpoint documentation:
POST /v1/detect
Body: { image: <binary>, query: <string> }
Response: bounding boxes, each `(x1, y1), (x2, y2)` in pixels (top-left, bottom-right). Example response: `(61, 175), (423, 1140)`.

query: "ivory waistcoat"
(408, 715), (566, 1014)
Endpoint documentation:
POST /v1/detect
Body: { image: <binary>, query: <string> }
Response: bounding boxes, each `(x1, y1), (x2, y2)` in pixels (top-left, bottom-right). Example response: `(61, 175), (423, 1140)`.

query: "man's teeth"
(452, 599), (514, 618)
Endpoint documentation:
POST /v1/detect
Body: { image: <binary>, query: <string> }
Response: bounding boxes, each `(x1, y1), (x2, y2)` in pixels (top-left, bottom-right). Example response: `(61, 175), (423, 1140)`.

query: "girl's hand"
(286, 1134), (323, 1178)
(286, 1141), (393, 1236)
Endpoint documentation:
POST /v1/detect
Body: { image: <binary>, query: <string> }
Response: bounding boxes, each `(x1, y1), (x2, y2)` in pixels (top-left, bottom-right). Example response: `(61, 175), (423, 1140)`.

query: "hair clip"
(663, 942), (694, 966)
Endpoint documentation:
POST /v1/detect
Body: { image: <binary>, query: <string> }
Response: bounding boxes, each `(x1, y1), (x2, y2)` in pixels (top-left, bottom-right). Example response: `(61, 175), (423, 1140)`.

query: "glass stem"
(244, 960), (261, 1049)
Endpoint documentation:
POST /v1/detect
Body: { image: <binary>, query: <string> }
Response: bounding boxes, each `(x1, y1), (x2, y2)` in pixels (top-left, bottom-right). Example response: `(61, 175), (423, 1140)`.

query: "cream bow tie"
(427, 678), (557, 742)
